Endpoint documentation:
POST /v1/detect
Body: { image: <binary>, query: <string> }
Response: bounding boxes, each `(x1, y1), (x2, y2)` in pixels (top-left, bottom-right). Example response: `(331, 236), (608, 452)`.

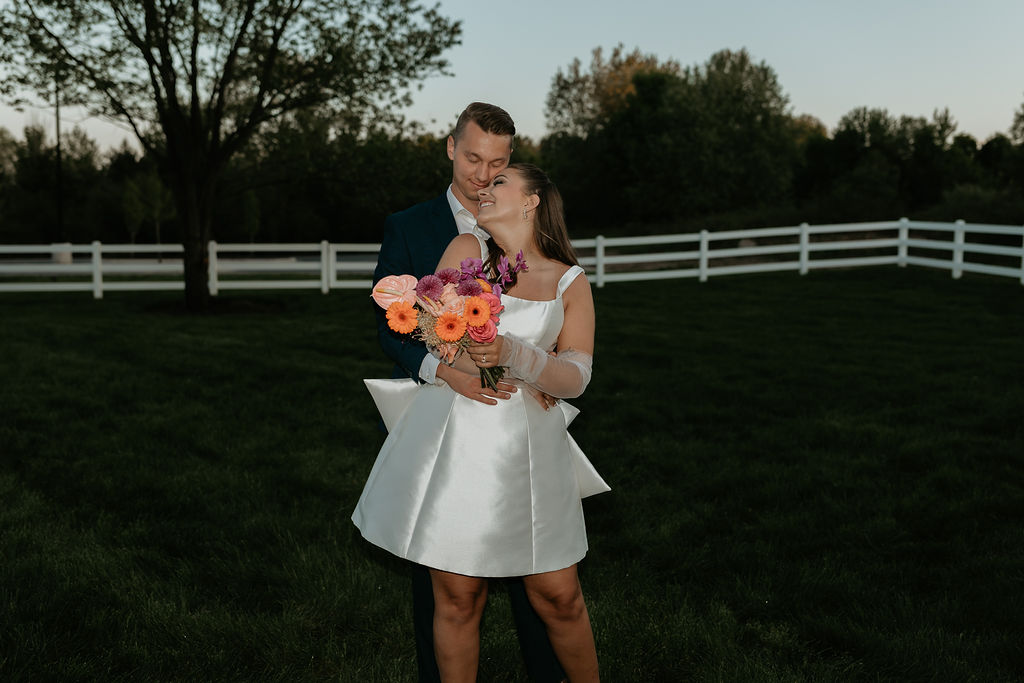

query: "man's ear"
(446, 135), (456, 161)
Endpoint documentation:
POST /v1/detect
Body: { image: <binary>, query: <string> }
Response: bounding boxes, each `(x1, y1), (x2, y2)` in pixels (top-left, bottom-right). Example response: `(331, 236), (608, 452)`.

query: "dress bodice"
(497, 265), (584, 352)
(474, 232), (583, 352)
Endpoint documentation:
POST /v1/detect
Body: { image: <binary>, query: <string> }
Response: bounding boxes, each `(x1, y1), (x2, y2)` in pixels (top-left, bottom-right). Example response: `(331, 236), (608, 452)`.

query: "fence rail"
(1, 219), (1022, 298)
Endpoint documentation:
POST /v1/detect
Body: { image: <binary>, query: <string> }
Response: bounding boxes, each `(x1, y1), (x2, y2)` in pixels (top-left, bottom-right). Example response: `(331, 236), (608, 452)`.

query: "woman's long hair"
(484, 163), (579, 289)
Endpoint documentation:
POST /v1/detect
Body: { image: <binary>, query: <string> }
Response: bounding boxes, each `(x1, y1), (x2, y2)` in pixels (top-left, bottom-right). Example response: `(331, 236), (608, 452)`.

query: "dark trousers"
(412, 563), (566, 683)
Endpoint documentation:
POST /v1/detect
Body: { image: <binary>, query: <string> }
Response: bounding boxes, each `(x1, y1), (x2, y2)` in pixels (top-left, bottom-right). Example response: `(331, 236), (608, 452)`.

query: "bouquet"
(372, 251), (527, 390)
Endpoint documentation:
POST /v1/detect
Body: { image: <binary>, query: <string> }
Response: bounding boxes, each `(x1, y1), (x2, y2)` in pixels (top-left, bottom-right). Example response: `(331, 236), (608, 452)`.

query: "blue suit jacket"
(373, 192), (459, 380)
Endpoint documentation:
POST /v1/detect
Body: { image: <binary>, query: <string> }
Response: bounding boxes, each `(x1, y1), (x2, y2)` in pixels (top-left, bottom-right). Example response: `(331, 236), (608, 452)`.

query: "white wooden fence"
(1, 219), (1022, 298)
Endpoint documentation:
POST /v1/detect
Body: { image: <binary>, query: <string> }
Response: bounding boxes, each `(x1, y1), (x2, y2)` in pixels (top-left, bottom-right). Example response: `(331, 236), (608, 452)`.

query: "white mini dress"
(352, 263), (609, 577)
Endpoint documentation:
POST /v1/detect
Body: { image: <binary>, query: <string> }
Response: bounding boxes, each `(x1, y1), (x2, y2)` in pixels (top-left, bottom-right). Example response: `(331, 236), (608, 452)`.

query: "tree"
(686, 48), (796, 211)
(790, 114), (827, 147)
(834, 107), (899, 155)
(1, 0), (461, 310)
(7, 125), (58, 241)
(541, 47), (800, 228)
(1010, 94), (1024, 144)
(544, 44), (681, 138)
(900, 109), (958, 208)
(218, 111), (453, 244)
(0, 127), (16, 236)
(2, 123), (103, 242)
(0, 127), (16, 179)
(123, 166), (176, 249)
(598, 70), (703, 222)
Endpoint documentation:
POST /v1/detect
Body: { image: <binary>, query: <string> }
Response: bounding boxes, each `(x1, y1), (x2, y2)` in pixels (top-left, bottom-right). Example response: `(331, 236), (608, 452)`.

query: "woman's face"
(477, 169), (534, 227)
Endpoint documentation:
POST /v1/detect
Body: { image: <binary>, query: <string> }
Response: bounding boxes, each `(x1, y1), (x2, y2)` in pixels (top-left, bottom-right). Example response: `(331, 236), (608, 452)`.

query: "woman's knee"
(432, 574), (488, 624)
(526, 577), (585, 622)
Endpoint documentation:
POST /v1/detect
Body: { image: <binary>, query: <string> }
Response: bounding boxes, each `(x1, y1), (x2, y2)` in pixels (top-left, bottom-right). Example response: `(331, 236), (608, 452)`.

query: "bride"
(353, 163), (607, 682)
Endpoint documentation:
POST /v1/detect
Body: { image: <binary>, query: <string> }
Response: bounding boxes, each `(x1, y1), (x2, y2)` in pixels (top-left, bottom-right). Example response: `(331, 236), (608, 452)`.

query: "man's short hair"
(453, 102), (515, 142)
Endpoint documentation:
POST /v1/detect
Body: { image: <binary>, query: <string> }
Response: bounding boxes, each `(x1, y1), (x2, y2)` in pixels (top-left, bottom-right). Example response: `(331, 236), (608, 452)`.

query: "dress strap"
(556, 265), (585, 297)
(470, 229), (489, 260)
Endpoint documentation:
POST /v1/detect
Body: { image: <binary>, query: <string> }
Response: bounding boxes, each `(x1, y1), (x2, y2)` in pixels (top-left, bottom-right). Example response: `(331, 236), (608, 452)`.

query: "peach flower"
(479, 292), (503, 321)
(372, 274), (418, 309)
(437, 342), (460, 364)
(467, 319), (497, 343)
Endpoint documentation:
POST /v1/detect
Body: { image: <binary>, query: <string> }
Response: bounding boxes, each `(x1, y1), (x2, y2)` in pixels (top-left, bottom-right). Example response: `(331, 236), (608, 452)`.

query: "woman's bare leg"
(429, 569), (488, 683)
(523, 565), (599, 682)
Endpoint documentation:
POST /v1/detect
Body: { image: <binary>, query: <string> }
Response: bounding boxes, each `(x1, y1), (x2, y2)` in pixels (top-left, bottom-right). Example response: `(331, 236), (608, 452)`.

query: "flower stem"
(479, 366), (505, 391)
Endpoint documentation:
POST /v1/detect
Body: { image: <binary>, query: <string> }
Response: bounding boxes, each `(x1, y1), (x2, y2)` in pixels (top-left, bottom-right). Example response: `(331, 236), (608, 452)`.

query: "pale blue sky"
(412, 0), (1024, 141)
(3, 0), (1022, 147)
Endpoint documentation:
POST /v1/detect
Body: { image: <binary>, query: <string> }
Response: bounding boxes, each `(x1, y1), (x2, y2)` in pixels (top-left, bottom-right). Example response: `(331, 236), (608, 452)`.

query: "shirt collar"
(446, 185), (481, 236)
(446, 185), (473, 217)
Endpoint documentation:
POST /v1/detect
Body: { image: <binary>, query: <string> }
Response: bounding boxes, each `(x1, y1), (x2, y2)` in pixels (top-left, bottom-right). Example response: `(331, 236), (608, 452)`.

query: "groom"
(372, 102), (567, 683)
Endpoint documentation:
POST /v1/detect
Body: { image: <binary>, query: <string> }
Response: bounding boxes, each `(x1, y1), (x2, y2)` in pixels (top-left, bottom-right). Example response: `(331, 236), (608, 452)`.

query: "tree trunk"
(183, 232), (208, 310)
(162, 111), (224, 312)
(175, 171), (215, 312)
(154, 219), (163, 263)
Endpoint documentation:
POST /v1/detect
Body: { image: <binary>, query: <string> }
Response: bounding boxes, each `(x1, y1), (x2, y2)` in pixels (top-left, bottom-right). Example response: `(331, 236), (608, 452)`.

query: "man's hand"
(524, 384), (559, 411)
(436, 364), (516, 406)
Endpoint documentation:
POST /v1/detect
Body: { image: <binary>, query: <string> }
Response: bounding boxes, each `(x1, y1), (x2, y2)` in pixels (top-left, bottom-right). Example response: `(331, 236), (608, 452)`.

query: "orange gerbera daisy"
(463, 296), (492, 327)
(475, 278), (492, 293)
(386, 300), (418, 334)
(435, 311), (467, 342)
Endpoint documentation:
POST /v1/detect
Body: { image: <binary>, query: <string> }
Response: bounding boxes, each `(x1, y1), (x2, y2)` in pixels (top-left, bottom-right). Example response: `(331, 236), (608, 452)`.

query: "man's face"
(447, 121), (513, 215)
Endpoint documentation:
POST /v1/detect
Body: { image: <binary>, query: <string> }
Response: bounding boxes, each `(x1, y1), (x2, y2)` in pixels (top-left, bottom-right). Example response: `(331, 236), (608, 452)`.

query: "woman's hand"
(467, 337), (504, 368)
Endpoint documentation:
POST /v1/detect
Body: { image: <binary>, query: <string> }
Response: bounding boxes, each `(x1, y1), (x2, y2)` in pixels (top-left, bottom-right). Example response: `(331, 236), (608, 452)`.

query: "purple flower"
(415, 274), (443, 300)
(513, 250), (528, 274)
(436, 268), (461, 285)
(496, 254), (512, 285)
(460, 257), (483, 279)
(494, 251), (527, 285)
(456, 278), (483, 296)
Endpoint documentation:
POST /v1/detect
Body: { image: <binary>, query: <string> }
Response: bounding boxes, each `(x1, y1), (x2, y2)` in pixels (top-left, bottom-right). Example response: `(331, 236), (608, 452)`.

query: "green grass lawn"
(1, 267), (1022, 682)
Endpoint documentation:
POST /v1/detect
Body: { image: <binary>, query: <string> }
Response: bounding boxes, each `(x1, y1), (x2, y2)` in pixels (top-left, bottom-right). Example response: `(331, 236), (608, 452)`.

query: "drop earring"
(522, 206), (528, 220)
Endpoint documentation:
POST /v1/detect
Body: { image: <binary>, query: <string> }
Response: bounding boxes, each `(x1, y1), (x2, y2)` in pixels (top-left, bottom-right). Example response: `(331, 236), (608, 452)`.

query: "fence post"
(699, 229), (709, 282)
(799, 222), (810, 275)
(594, 235), (605, 288)
(952, 219), (965, 279)
(898, 217), (909, 267)
(53, 242), (72, 265)
(320, 240), (330, 294)
(91, 241), (103, 299)
(208, 240), (219, 295)
(328, 242), (338, 292)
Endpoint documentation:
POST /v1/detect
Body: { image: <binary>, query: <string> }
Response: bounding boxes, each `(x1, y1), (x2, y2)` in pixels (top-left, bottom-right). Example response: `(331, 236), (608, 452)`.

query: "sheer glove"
(498, 333), (593, 399)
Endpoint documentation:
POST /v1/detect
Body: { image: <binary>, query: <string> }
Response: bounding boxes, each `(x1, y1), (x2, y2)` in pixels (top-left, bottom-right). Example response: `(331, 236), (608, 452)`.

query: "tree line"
(542, 46), (1024, 233)
(2, 43), (1023, 250)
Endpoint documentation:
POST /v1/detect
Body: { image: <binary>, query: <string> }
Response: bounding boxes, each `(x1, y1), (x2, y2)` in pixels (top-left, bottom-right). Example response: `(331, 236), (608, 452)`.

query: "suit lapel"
(430, 192), (458, 244)
(415, 193), (458, 276)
